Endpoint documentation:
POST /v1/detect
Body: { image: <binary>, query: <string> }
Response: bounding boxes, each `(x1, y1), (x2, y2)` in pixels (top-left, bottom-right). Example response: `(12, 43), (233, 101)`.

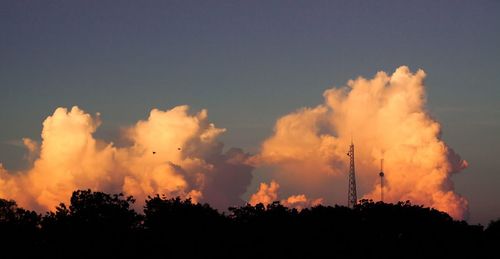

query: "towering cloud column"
(253, 66), (469, 219)
(0, 106), (253, 211)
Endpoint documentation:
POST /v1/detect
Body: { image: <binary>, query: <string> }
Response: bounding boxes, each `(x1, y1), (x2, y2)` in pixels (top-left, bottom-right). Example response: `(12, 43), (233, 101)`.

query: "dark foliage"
(485, 218), (500, 249)
(0, 190), (497, 258)
(0, 198), (40, 258)
(40, 190), (142, 258)
(142, 195), (226, 257)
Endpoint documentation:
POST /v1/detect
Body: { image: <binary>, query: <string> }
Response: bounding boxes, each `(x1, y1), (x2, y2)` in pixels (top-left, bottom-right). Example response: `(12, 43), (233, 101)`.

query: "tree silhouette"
(486, 218), (500, 239)
(0, 198), (40, 229)
(485, 218), (500, 254)
(142, 195), (225, 257)
(41, 189), (141, 258)
(0, 198), (40, 257)
(144, 195), (222, 230)
(0, 190), (496, 258)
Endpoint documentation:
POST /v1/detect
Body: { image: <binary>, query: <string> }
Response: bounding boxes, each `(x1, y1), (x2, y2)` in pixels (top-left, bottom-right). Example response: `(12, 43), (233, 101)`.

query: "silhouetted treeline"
(0, 189), (498, 258)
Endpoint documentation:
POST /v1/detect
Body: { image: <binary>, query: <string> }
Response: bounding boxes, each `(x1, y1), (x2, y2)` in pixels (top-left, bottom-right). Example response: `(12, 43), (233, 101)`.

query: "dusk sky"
(1, 1), (499, 224)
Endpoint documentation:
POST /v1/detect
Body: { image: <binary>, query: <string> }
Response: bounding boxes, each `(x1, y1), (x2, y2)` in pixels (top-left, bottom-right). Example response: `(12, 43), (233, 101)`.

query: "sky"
(0, 1), (499, 224)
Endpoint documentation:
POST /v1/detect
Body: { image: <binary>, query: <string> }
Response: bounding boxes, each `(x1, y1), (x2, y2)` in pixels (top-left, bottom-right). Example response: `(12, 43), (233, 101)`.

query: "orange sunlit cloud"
(249, 180), (322, 210)
(0, 105), (253, 211)
(0, 66), (468, 219)
(252, 66), (468, 219)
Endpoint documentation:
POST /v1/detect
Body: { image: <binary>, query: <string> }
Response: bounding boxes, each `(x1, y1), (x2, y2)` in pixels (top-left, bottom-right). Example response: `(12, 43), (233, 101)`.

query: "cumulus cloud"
(249, 180), (280, 206)
(0, 106), (253, 211)
(0, 66), (469, 219)
(249, 180), (322, 210)
(22, 138), (39, 163)
(253, 66), (469, 219)
(281, 195), (323, 211)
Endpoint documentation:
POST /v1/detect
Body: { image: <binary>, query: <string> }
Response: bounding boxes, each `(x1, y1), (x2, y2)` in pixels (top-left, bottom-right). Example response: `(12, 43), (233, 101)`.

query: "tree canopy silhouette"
(0, 198), (40, 255)
(0, 189), (497, 258)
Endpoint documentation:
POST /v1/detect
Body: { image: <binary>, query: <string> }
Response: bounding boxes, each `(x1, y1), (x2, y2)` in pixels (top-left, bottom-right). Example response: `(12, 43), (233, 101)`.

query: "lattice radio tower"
(379, 158), (385, 202)
(347, 139), (357, 208)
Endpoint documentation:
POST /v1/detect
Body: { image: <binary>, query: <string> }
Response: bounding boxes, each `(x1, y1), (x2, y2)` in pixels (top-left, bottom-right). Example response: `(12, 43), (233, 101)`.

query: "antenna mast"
(347, 140), (357, 208)
(379, 158), (385, 202)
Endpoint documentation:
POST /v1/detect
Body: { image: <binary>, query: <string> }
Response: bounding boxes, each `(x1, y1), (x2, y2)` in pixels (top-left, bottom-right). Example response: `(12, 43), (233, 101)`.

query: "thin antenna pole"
(379, 158), (384, 202)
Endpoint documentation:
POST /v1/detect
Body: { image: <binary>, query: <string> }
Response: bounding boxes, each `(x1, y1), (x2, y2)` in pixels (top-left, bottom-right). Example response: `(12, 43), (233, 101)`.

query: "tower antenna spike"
(379, 158), (385, 202)
(347, 140), (357, 208)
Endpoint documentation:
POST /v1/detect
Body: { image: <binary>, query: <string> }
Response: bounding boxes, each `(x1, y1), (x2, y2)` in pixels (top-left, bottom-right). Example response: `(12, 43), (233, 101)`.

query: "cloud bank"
(0, 66), (469, 219)
(0, 106), (253, 211)
(252, 66), (468, 219)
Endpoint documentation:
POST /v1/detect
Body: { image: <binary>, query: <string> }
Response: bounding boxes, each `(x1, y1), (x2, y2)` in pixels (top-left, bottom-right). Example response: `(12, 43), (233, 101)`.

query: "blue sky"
(1, 0), (499, 224)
